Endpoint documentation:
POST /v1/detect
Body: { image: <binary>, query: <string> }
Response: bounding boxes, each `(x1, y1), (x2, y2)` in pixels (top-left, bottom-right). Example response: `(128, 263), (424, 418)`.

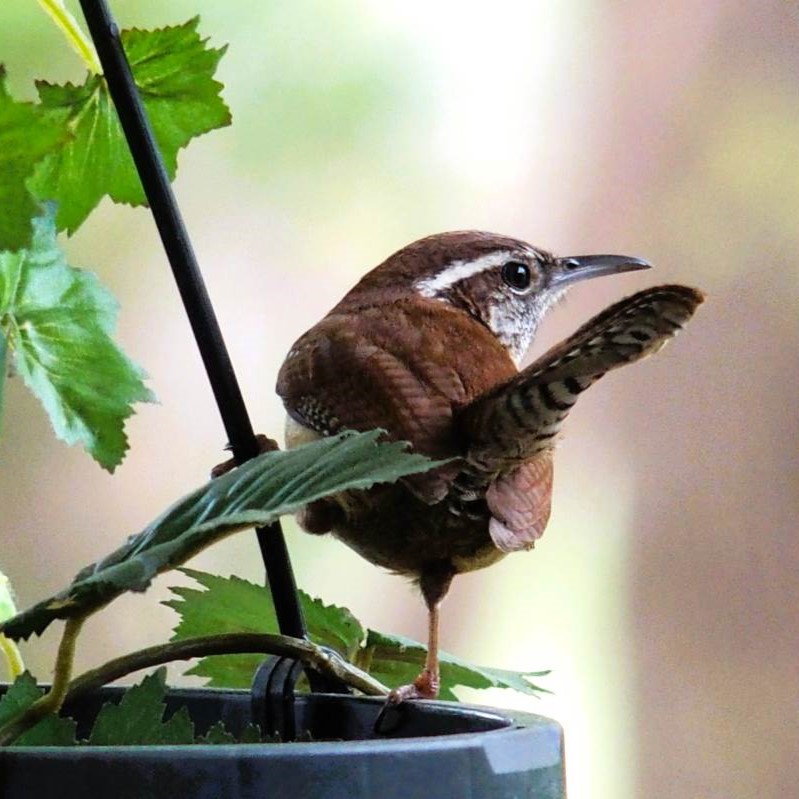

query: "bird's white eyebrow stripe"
(415, 251), (512, 298)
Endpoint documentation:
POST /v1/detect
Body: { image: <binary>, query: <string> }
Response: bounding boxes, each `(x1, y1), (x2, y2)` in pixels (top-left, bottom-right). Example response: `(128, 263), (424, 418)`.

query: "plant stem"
(66, 633), (389, 703)
(0, 616), (84, 745)
(37, 0), (101, 74)
(0, 634), (25, 681)
(353, 642), (375, 674)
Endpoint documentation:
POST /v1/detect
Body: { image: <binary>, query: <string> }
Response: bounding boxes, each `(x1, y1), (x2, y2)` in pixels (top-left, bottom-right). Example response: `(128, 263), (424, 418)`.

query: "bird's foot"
(374, 669), (439, 734)
(210, 434), (279, 478)
(386, 668), (439, 704)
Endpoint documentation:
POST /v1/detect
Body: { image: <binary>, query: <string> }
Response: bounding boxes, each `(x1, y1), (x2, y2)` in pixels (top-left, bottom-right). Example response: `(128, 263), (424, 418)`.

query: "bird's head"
(339, 230), (652, 364)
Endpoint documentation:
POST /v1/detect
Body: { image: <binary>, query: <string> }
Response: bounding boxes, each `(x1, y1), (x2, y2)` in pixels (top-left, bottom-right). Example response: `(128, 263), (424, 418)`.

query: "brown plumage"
(276, 231), (704, 702)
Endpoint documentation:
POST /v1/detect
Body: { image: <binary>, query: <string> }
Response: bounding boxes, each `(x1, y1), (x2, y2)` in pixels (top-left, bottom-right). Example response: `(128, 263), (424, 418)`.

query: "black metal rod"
(77, 0), (307, 640)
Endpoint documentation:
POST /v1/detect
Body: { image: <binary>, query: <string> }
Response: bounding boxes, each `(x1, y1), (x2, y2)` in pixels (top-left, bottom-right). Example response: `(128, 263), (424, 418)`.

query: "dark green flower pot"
(0, 686), (565, 798)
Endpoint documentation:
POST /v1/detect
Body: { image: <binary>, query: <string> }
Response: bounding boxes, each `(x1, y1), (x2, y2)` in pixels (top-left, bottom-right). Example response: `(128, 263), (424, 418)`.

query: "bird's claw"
(210, 434), (279, 478)
(373, 670), (439, 735)
(386, 669), (439, 704)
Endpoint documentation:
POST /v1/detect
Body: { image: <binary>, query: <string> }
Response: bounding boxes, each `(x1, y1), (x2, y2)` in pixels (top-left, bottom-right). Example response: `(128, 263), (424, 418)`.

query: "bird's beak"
(550, 254), (652, 289)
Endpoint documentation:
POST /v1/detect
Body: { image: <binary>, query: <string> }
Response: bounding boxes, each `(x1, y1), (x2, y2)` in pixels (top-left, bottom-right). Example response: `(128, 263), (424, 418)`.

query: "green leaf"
(88, 668), (194, 745)
(165, 568), (366, 687)
(238, 723), (265, 744)
(89, 675), (269, 745)
(196, 720), (264, 745)
(184, 651), (263, 689)
(0, 673), (38, 726)
(0, 570), (19, 623)
(165, 569), (277, 688)
(28, 17), (231, 234)
(197, 720), (236, 745)
(0, 209), (155, 470)
(364, 630), (550, 701)
(472, 665), (552, 695)
(0, 672), (77, 746)
(168, 569), (276, 641)
(1, 431), (439, 641)
(302, 592), (365, 661)
(0, 68), (67, 250)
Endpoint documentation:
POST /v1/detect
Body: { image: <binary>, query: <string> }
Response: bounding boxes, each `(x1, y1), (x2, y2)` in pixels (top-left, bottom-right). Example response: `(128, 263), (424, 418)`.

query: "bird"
(275, 230), (704, 703)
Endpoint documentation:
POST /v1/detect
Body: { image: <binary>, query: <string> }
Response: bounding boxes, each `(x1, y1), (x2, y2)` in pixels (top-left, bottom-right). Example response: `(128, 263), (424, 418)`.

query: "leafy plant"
(0, 12), (228, 468)
(0, 208), (154, 469)
(28, 16), (229, 236)
(166, 569), (550, 703)
(0, 4), (549, 748)
(0, 668), (264, 746)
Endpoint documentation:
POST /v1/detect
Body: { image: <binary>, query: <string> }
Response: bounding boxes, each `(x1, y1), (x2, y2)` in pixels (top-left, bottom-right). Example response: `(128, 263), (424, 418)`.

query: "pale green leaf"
(0, 209), (155, 470)
(0, 570), (24, 679)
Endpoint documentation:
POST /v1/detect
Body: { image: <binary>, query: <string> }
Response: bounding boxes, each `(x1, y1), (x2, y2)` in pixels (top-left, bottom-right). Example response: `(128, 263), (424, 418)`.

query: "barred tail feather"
(461, 284), (704, 469)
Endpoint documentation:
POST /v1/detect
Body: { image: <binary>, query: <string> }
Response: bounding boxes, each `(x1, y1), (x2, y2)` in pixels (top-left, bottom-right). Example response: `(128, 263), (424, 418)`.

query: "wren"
(276, 230), (704, 702)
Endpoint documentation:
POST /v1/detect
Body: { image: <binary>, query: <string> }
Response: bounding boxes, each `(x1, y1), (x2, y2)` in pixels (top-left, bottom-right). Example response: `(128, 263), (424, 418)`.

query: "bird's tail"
(459, 284), (705, 471)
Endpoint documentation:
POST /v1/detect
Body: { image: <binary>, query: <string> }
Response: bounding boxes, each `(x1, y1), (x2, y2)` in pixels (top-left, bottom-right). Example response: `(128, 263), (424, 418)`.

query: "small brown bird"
(276, 231), (703, 702)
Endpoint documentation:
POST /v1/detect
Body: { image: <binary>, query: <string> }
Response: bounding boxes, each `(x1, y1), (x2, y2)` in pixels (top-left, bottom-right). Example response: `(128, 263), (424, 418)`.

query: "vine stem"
(37, 0), (101, 74)
(65, 633), (389, 704)
(0, 616), (84, 746)
(0, 634), (24, 681)
(0, 571), (24, 680)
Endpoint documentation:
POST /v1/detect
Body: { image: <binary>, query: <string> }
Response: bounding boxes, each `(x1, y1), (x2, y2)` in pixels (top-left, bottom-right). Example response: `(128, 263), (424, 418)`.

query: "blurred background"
(1, 1), (797, 796)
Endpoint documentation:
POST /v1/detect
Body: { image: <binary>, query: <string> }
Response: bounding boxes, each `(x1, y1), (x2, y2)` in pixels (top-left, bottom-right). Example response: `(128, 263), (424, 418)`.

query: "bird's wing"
(276, 310), (473, 503)
(460, 284), (705, 472)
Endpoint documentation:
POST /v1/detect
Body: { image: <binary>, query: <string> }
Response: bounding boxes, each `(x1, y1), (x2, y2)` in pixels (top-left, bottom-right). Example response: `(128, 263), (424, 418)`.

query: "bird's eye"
(501, 260), (532, 292)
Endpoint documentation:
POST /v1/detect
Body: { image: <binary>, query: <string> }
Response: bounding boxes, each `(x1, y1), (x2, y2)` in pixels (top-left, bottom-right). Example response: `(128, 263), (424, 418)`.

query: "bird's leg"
(412, 599), (442, 698)
(387, 564), (454, 703)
